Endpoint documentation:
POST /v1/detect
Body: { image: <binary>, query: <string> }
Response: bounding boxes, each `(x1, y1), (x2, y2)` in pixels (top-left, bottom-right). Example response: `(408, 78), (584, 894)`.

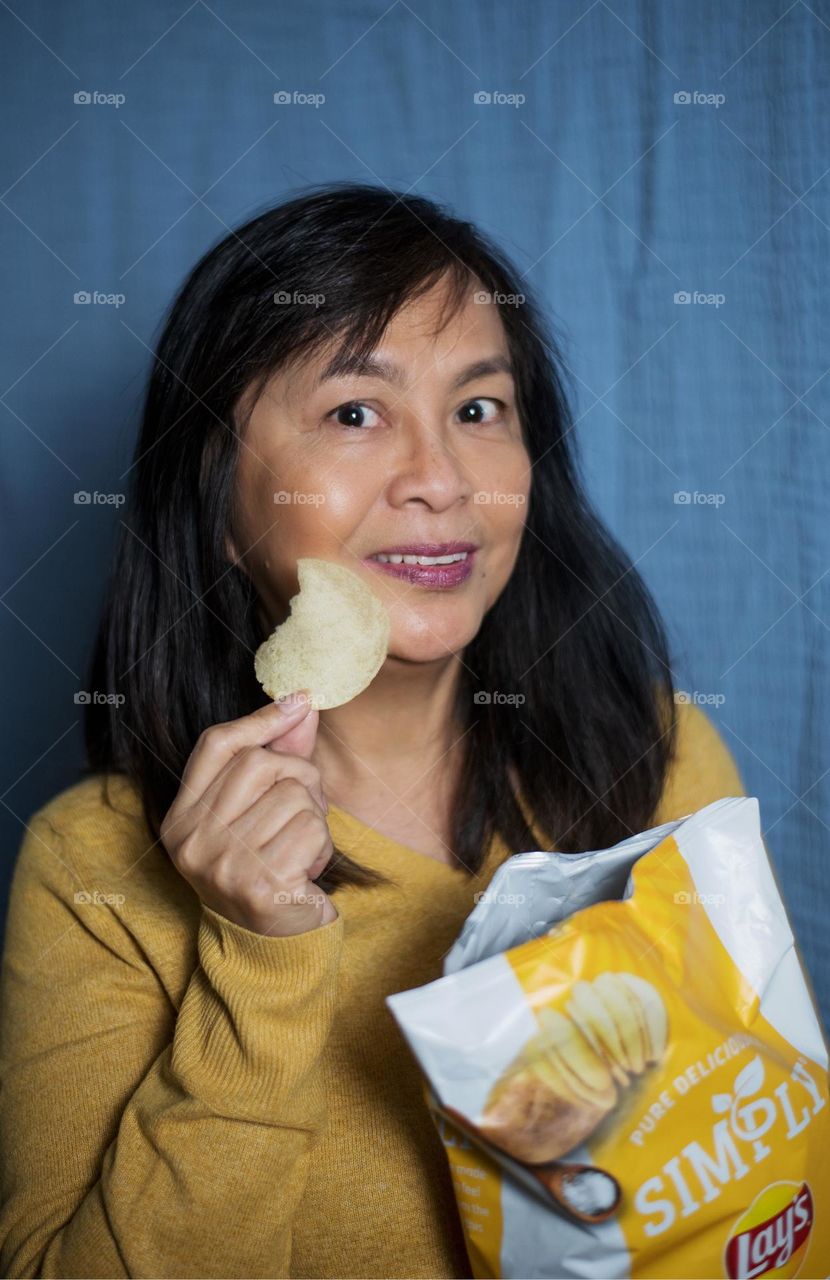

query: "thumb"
(265, 695), (319, 762)
(266, 704), (326, 816)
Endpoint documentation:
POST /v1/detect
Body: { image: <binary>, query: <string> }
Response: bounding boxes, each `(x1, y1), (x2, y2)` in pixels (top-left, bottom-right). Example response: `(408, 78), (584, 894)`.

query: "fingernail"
(275, 691), (310, 712)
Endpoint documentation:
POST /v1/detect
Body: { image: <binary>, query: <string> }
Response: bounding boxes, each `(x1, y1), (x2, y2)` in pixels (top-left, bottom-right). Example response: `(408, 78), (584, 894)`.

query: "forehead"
(384, 275), (507, 349)
(294, 277), (511, 398)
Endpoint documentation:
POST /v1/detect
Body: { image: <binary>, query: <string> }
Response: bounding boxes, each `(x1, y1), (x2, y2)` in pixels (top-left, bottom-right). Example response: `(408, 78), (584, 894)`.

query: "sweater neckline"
(326, 802), (507, 879)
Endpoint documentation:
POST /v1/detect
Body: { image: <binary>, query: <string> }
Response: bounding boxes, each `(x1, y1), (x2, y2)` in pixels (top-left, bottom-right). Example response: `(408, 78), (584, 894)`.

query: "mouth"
(363, 542), (478, 588)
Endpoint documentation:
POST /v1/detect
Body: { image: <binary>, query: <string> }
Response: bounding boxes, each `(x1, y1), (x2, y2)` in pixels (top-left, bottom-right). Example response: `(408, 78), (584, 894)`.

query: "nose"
(385, 416), (474, 511)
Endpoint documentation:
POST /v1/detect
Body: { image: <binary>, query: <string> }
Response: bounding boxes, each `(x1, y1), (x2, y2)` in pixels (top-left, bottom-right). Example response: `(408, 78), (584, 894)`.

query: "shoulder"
(9, 773), (198, 959)
(653, 695), (746, 825)
(21, 772), (150, 875)
(32, 770), (143, 830)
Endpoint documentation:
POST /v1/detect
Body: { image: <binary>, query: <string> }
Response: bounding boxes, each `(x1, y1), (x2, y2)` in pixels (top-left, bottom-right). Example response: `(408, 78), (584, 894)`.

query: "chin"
(387, 615), (481, 664)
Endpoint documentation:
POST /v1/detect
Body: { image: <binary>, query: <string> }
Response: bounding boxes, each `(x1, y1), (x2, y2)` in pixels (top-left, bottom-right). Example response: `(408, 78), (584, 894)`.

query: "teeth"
(373, 551), (469, 566)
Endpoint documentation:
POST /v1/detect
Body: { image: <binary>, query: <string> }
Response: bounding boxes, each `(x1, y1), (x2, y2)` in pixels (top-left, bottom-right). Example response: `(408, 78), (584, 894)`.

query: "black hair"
(84, 180), (679, 892)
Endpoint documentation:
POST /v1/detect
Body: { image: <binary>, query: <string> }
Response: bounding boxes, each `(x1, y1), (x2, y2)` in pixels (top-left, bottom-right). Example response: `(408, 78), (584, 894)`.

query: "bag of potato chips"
(386, 797), (830, 1279)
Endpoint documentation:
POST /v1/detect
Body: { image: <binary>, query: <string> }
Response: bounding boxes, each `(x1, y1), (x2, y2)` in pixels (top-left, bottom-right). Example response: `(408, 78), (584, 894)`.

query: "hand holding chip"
(161, 557), (391, 937)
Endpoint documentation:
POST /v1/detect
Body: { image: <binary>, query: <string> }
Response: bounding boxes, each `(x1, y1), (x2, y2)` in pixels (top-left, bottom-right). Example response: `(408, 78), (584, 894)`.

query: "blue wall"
(2, 0), (828, 1025)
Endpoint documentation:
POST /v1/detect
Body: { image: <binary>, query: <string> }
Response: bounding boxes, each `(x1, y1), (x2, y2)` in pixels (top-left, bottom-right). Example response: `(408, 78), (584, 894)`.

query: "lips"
(363, 544), (478, 588)
(368, 542), (478, 558)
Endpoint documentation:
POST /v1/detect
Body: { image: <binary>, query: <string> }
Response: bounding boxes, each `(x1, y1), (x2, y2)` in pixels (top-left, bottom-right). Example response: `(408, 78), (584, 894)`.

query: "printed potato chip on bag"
(386, 798), (830, 1279)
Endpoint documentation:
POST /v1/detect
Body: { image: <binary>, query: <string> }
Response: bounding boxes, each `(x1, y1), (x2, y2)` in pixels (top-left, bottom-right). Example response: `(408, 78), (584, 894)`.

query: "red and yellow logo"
(724, 1181), (813, 1279)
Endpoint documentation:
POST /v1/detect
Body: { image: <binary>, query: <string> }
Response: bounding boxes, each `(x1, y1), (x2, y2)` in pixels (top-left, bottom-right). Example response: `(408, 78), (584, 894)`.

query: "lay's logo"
(724, 1181), (813, 1279)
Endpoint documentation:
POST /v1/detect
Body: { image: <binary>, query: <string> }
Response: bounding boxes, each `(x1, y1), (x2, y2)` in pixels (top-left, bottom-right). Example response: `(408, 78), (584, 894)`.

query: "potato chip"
(254, 557), (391, 710)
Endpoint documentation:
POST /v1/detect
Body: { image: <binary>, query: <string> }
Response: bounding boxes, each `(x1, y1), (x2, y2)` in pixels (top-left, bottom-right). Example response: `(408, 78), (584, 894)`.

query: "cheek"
(503, 446), (532, 502)
(481, 456), (531, 544)
(272, 440), (379, 515)
(251, 449), (378, 546)
(316, 472), (378, 529)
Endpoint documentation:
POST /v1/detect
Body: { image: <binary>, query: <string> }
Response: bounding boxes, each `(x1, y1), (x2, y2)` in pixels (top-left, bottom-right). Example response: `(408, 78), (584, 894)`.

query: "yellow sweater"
(0, 701), (745, 1279)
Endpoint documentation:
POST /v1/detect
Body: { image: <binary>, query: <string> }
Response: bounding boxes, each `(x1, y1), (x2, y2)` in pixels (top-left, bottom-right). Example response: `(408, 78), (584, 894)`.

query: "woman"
(0, 182), (744, 1279)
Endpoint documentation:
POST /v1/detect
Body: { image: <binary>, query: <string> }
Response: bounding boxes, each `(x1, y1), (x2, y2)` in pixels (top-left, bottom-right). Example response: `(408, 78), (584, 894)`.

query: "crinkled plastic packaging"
(386, 798), (830, 1279)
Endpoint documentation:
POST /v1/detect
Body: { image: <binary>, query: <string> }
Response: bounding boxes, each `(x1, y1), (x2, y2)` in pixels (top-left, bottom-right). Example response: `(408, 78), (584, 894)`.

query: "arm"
(0, 812), (343, 1279)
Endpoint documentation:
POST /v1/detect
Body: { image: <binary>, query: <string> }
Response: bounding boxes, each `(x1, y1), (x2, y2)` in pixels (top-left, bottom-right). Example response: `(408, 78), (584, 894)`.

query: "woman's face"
(228, 276), (532, 665)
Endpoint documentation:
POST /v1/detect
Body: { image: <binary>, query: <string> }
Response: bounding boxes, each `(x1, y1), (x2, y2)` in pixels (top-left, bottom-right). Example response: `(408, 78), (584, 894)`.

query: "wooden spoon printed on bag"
(439, 1103), (622, 1224)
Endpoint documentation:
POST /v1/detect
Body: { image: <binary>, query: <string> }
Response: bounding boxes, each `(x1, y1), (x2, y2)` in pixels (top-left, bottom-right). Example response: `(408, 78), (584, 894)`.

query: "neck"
(313, 655), (467, 802)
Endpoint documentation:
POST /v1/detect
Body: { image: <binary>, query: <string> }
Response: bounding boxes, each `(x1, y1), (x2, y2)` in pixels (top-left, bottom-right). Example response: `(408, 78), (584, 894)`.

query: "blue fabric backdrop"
(2, 1), (828, 1024)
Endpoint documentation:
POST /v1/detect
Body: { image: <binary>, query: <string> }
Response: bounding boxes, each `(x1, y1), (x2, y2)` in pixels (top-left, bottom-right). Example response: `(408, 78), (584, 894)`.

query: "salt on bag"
(386, 797), (830, 1279)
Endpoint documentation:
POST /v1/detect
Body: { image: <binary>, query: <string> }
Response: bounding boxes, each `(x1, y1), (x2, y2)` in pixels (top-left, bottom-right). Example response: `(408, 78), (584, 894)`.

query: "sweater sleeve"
(0, 811), (344, 1279)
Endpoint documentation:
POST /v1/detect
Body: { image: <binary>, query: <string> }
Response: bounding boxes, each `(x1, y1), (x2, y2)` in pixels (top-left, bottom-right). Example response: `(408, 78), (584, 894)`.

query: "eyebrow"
(312, 351), (514, 393)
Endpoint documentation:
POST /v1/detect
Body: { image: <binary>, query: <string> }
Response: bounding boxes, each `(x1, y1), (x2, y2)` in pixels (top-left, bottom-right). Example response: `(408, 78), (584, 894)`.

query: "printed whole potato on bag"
(386, 797), (830, 1279)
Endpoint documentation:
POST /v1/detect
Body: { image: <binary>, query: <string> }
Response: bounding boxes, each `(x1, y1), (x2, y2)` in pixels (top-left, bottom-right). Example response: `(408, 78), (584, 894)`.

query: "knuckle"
(267, 754), (315, 786)
(301, 761), (321, 788)
(274, 776), (311, 805)
(294, 807), (327, 841)
(199, 722), (232, 752)
(210, 853), (238, 897)
(264, 870), (293, 900)
(174, 828), (201, 872)
(316, 825), (334, 853)
(253, 746), (292, 776)
(161, 802), (187, 839)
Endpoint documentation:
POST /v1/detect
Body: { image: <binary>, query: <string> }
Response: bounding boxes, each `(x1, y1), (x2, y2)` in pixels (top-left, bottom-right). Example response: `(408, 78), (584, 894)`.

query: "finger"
(198, 730), (318, 803)
(206, 810), (331, 923)
(264, 704), (320, 763)
(256, 808), (333, 884)
(209, 811), (332, 920)
(207, 744), (325, 821)
(229, 776), (326, 849)
(179, 695), (312, 801)
(205, 751), (325, 827)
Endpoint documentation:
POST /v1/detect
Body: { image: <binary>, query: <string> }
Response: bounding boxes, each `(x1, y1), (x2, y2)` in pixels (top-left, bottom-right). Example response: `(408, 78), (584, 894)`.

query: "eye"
(457, 397), (505, 426)
(326, 401), (382, 430)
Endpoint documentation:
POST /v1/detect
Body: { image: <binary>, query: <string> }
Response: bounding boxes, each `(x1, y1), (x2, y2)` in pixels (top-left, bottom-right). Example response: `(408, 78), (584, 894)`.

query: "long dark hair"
(84, 180), (679, 893)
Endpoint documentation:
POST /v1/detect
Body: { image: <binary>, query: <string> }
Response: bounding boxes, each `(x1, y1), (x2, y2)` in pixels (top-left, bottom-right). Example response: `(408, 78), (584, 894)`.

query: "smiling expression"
(228, 274), (532, 665)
